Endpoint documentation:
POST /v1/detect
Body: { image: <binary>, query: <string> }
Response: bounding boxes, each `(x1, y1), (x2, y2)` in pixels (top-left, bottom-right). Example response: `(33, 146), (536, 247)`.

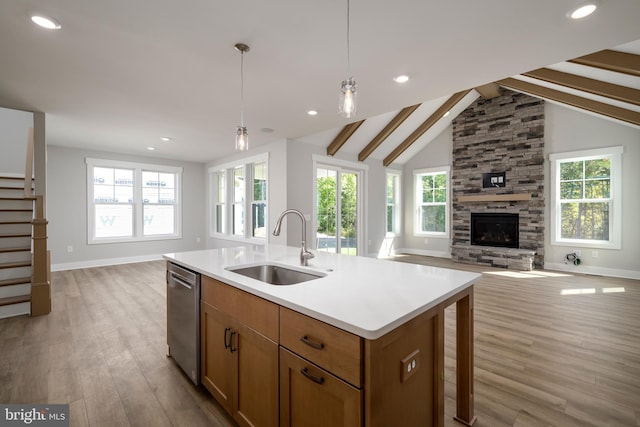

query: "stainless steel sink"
(226, 263), (326, 285)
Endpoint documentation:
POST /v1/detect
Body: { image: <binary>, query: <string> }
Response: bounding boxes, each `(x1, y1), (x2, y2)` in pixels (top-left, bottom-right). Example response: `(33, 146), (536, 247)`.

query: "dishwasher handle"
(169, 272), (193, 290)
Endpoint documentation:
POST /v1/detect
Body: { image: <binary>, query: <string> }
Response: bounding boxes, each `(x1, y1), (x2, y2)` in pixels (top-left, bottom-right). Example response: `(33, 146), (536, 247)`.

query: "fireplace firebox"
(470, 213), (519, 248)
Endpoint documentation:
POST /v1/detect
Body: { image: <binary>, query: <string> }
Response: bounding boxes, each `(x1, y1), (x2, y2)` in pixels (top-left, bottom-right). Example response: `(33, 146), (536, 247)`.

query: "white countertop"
(164, 245), (481, 340)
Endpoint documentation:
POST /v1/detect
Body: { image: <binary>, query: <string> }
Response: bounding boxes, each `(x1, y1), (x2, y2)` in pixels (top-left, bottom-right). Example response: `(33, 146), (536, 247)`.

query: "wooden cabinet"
(201, 276), (279, 427)
(279, 347), (361, 427)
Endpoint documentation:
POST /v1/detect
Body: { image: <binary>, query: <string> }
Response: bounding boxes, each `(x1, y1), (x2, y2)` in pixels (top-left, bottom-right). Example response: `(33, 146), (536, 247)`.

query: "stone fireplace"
(450, 90), (545, 270)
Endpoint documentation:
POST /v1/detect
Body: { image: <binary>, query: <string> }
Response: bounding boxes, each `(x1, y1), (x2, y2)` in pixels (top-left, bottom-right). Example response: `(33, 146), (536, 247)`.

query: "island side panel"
(364, 305), (439, 427)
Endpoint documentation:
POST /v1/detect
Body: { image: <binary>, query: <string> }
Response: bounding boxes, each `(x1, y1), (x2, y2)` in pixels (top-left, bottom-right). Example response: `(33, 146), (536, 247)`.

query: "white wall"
(544, 103), (640, 278)
(400, 126), (453, 257)
(0, 107), (33, 175)
(48, 145), (206, 269)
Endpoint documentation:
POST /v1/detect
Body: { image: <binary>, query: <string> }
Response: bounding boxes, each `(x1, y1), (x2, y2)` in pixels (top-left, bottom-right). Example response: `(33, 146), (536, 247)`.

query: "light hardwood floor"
(1, 257), (638, 426)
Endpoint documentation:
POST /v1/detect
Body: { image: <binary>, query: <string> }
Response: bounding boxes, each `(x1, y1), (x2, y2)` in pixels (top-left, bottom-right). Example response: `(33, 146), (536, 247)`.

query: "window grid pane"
(417, 171), (447, 234)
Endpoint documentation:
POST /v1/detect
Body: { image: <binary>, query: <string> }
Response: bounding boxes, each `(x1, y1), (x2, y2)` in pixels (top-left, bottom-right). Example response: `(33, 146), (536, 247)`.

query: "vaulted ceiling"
(301, 41), (640, 166)
(1, 1), (639, 163)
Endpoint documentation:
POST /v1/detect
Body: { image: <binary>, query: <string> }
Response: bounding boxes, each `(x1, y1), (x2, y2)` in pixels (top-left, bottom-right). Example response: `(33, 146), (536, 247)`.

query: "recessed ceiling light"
(568, 2), (598, 19)
(160, 137), (172, 142)
(442, 111), (451, 118)
(30, 15), (62, 30)
(147, 146), (156, 151)
(307, 110), (318, 116)
(393, 75), (410, 83)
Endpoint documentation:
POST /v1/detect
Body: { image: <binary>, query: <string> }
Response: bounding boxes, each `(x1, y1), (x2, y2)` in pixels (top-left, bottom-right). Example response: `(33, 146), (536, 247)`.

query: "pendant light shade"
(339, 77), (357, 118)
(235, 126), (248, 151)
(339, 0), (357, 118)
(234, 43), (250, 151)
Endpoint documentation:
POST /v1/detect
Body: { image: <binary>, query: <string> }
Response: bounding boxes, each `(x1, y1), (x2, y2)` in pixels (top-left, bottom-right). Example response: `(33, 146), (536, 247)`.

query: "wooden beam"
(523, 68), (640, 107)
(358, 104), (420, 162)
(383, 90), (472, 167)
(326, 120), (365, 156)
(474, 83), (502, 99)
(568, 49), (640, 77)
(498, 77), (640, 127)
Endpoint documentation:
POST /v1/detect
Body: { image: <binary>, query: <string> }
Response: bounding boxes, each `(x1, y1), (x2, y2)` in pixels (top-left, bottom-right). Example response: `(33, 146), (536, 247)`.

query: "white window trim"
(413, 166), (450, 238)
(386, 169), (402, 237)
(549, 146), (623, 250)
(208, 153), (269, 244)
(86, 158), (183, 244)
(312, 154), (367, 254)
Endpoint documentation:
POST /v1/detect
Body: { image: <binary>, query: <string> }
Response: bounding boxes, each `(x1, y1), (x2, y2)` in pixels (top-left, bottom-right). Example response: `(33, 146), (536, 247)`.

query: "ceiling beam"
(326, 120), (365, 156)
(383, 90), (472, 167)
(475, 83), (502, 99)
(358, 104), (421, 162)
(523, 68), (640, 106)
(568, 49), (640, 77)
(498, 77), (640, 127)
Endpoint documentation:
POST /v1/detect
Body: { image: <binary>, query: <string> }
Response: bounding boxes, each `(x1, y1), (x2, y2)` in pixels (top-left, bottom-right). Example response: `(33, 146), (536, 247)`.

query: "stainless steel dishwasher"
(167, 262), (200, 385)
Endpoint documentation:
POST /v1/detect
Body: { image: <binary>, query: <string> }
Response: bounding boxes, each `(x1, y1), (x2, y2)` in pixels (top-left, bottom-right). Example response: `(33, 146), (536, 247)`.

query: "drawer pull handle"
(301, 367), (325, 384)
(300, 335), (325, 350)
(224, 327), (231, 349)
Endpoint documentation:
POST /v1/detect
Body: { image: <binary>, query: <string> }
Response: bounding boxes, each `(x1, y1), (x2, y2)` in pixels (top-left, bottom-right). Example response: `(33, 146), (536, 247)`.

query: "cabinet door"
(201, 301), (234, 413)
(280, 348), (361, 427)
(233, 323), (279, 427)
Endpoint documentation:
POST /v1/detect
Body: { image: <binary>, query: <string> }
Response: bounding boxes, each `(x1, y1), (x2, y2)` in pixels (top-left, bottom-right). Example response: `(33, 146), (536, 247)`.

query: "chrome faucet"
(272, 209), (315, 266)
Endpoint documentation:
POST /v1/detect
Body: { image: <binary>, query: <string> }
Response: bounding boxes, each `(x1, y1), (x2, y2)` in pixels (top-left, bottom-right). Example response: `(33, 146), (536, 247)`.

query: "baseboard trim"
(52, 254), (164, 272)
(544, 262), (640, 280)
(394, 248), (452, 259)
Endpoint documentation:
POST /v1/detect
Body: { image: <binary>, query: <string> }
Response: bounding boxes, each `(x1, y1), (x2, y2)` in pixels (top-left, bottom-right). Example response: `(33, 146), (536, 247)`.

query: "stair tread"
(0, 261), (32, 269)
(0, 220), (32, 224)
(0, 233), (31, 238)
(0, 209), (33, 212)
(0, 295), (31, 306)
(0, 246), (31, 253)
(0, 277), (31, 287)
(0, 176), (29, 180)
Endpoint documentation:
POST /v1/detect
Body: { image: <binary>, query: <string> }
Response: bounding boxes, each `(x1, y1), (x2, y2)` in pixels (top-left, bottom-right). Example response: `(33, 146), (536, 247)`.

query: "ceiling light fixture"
(30, 14), (62, 30)
(147, 146), (156, 151)
(338, 0), (356, 118)
(393, 75), (410, 83)
(234, 43), (250, 151)
(160, 136), (172, 142)
(568, 1), (599, 19)
(307, 110), (318, 116)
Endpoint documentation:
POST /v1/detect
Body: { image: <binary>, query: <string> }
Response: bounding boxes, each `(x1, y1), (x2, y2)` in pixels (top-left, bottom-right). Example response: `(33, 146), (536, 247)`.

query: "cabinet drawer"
(280, 307), (362, 387)
(280, 347), (362, 427)
(202, 276), (279, 342)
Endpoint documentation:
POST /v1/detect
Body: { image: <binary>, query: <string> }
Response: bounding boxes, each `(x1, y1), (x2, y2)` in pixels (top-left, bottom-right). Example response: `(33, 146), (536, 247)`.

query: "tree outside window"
(414, 168), (449, 236)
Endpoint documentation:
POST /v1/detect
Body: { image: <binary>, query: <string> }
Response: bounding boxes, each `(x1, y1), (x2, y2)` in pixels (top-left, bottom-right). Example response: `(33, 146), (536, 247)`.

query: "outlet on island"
(401, 349), (420, 382)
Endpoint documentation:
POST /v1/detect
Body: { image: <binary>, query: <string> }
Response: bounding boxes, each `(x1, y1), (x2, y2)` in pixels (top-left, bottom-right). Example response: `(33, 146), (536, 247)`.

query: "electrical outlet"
(66, 245), (73, 253)
(573, 250), (581, 257)
(401, 349), (420, 382)
(592, 250), (599, 258)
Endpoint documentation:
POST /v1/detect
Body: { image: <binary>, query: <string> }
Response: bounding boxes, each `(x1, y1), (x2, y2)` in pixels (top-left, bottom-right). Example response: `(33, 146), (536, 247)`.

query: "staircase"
(0, 175), (48, 318)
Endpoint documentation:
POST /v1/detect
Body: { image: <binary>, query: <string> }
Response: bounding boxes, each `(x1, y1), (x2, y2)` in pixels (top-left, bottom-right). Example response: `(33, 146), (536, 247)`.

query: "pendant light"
(235, 43), (250, 151)
(339, 0), (356, 118)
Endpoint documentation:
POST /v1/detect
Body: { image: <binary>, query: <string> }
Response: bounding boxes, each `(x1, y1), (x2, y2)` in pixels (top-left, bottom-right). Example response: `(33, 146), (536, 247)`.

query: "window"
(210, 154), (268, 241)
(386, 170), (401, 235)
(87, 158), (182, 244)
(414, 167), (449, 237)
(550, 146), (622, 249)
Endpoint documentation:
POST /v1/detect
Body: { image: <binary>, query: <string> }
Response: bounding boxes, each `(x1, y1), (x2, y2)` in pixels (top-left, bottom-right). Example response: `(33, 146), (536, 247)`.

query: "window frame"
(413, 166), (450, 238)
(209, 153), (269, 243)
(549, 146), (623, 249)
(385, 169), (402, 236)
(86, 158), (182, 244)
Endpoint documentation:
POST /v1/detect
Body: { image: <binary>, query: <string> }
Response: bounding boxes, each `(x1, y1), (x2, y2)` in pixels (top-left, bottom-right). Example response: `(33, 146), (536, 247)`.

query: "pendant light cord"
(240, 50), (245, 127)
(346, 0), (351, 77)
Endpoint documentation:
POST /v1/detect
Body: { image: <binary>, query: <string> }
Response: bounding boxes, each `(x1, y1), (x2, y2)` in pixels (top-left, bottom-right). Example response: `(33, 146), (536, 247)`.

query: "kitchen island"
(165, 244), (481, 427)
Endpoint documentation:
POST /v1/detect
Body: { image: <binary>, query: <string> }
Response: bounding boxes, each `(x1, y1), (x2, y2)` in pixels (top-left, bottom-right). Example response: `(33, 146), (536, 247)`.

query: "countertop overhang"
(164, 245), (481, 340)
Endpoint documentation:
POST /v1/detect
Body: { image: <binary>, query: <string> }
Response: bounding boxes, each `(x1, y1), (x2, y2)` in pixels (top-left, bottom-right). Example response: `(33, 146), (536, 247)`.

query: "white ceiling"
(1, 0), (640, 164)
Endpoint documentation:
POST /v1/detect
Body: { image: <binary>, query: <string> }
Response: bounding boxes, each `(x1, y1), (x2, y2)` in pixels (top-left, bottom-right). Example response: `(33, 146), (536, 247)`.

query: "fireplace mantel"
(457, 193), (532, 202)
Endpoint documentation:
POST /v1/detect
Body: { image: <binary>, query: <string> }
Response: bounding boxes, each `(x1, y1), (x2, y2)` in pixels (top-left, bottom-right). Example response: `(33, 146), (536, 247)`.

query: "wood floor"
(0, 257), (639, 426)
